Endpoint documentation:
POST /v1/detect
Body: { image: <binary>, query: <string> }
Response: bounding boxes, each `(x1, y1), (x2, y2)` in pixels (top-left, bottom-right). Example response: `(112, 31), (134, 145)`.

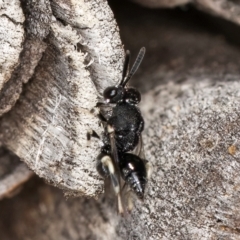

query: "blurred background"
(109, 0), (240, 92)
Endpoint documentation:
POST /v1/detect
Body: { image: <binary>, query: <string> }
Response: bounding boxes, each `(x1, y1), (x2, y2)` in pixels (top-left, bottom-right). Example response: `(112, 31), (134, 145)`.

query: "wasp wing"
(133, 134), (146, 160)
(107, 128), (119, 165)
(108, 128), (126, 214)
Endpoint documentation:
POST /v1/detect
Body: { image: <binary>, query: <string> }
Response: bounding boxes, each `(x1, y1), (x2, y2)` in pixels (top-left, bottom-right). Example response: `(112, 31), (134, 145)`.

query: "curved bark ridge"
(51, 0), (124, 92)
(0, 0), (24, 88)
(0, 0), (124, 197)
(0, 0), (25, 115)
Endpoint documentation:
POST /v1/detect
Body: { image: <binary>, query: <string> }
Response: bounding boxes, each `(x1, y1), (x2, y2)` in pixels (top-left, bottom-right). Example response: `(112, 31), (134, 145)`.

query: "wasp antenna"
(122, 47), (145, 87)
(119, 50), (131, 86)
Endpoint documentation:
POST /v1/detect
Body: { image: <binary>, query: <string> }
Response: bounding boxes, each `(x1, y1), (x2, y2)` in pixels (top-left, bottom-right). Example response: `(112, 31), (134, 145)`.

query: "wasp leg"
(120, 182), (134, 213)
(98, 154), (124, 215)
(125, 189), (134, 213)
(87, 129), (100, 141)
(98, 112), (108, 122)
(86, 129), (100, 147)
(145, 161), (152, 180)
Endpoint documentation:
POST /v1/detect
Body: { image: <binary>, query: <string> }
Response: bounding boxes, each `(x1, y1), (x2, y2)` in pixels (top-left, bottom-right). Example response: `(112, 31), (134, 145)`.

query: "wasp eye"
(103, 87), (117, 100)
(103, 86), (124, 103)
(109, 89), (117, 97)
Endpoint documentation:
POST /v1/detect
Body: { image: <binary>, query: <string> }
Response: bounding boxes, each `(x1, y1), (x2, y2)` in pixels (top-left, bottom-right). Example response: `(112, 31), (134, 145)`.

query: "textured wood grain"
(0, 0), (123, 197)
(118, 78), (240, 239)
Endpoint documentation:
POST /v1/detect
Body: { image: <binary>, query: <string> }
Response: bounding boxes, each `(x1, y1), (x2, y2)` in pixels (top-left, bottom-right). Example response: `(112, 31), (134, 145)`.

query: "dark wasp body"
(97, 48), (151, 214)
(102, 101), (144, 153)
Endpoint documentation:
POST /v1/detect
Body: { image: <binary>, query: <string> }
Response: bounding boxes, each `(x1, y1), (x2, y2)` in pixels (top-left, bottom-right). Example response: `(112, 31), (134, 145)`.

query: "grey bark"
(125, 78), (240, 240)
(0, 0), (123, 197)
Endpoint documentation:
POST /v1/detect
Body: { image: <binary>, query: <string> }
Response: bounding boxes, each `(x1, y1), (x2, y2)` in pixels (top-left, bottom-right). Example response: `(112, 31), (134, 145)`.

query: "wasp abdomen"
(119, 153), (147, 200)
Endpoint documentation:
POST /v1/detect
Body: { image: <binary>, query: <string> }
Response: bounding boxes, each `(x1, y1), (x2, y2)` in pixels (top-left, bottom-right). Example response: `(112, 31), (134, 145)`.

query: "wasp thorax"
(103, 86), (124, 103)
(124, 88), (141, 104)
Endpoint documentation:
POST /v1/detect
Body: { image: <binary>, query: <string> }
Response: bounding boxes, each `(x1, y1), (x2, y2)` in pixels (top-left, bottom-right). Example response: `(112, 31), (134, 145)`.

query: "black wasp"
(97, 47), (151, 214)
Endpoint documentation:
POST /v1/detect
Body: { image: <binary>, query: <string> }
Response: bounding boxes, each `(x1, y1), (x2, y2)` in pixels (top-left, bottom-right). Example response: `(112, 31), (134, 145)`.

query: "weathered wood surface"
(1, 0), (240, 239)
(0, 0), (123, 197)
